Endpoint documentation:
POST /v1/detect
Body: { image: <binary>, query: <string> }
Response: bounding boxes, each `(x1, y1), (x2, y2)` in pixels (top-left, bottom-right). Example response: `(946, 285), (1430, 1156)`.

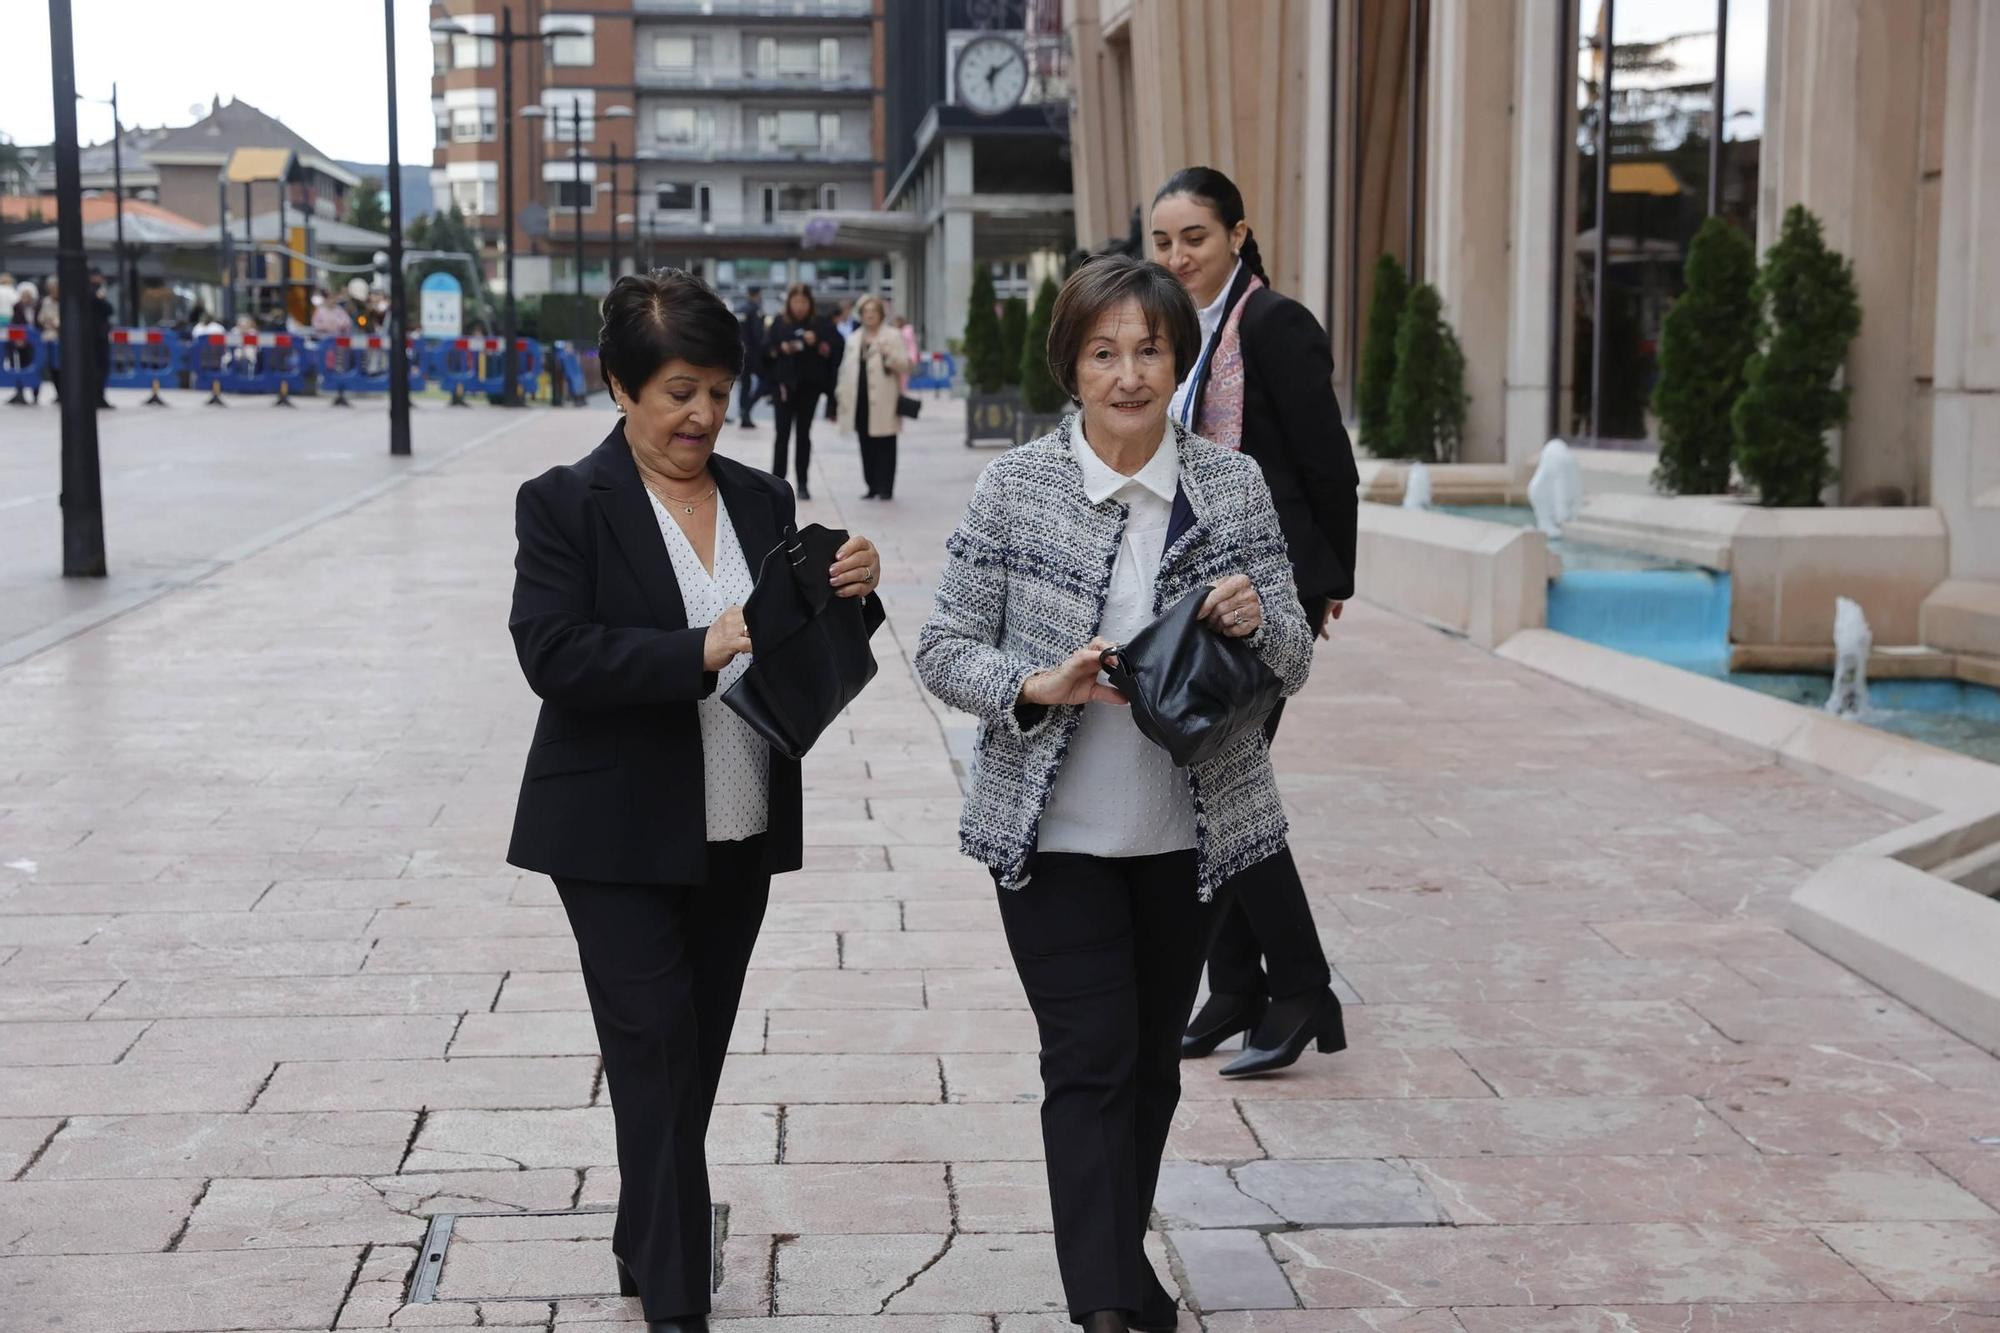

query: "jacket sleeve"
(877, 331), (913, 375)
(1247, 295), (1361, 600)
(914, 463), (1058, 738)
(1236, 464), (1316, 698)
(508, 478), (717, 709)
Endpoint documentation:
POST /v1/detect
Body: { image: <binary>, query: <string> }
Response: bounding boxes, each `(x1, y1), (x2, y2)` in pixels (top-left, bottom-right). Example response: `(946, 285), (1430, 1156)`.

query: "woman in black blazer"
(508, 270), (882, 1332)
(1150, 166), (1361, 1077)
(760, 281), (843, 499)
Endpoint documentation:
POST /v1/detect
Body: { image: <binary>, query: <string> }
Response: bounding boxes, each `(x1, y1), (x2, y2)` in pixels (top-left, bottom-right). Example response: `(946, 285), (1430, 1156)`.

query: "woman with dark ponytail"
(1150, 165), (1359, 1077)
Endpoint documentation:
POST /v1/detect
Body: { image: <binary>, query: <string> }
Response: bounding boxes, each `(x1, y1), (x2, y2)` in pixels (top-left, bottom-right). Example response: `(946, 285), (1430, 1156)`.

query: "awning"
(225, 147), (297, 184)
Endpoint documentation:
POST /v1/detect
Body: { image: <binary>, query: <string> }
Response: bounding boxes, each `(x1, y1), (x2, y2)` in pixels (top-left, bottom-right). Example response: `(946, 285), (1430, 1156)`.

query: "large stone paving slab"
(0, 1247), (364, 1332)
(28, 1110), (417, 1179)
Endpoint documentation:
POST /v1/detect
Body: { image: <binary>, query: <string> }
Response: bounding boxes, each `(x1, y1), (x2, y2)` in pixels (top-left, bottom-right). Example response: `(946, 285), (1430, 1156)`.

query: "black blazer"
(1189, 266), (1360, 603)
(505, 422), (880, 885)
(762, 314), (843, 396)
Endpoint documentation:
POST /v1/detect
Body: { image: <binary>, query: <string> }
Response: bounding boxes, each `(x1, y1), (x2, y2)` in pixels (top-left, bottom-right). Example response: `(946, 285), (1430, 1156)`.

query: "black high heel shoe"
(1180, 990), (1267, 1059)
(1219, 986), (1345, 1078)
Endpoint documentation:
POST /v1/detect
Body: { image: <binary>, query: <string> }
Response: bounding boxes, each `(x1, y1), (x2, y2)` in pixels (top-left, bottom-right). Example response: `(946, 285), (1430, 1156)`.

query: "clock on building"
(955, 34), (1030, 116)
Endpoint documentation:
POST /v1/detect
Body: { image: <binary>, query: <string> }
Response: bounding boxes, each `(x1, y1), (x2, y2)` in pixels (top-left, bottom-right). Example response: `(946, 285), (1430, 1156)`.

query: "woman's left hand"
(830, 535), (881, 598)
(1199, 574), (1262, 638)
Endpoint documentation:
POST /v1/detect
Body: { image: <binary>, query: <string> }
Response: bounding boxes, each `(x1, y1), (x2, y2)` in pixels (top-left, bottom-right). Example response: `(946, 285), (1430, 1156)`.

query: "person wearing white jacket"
(834, 295), (912, 500)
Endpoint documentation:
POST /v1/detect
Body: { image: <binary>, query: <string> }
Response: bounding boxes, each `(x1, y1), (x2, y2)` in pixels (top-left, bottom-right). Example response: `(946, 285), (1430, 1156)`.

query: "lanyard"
(1176, 322), (1223, 430)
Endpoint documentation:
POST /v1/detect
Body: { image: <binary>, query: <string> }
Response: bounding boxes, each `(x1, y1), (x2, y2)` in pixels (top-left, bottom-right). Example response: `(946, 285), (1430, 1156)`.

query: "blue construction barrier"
(1, 327), (44, 393)
(317, 335), (426, 402)
(105, 328), (182, 396)
(188, 333), (309, 401)
(551, 342), (586, 399)
(908, 351), (957, 393)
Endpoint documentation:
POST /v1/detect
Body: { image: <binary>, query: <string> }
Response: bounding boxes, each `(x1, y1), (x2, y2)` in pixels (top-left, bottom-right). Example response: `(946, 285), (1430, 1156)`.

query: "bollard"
(144, 377), (168, 407)
(205, 380), (228, 407)
(448, 381), (469, 407)
(330, 382), (352, 407)
(275, 380), (294, 408)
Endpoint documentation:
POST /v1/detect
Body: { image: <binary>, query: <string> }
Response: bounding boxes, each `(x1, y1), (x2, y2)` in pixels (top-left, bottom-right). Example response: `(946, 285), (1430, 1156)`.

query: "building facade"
(429, 0), (886, 306)
(1065, 0), (2000, 582)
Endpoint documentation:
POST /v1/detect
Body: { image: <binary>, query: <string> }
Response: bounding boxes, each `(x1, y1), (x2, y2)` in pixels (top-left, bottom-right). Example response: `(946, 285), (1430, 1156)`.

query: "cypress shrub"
(1652, 215), (1757, 494)
(962, 267), (1006, 393)
(1732, 204), (1861, 507)
(1020, 276), (1066, 413)
(999, 296), (1027, 386)
(1357, 253), (1410, 456)
(1385, 282), (1468, 464)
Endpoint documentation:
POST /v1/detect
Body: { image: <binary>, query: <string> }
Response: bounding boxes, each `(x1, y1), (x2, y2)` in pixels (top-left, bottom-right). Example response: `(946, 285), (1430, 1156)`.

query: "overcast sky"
(2, 0), (440, 164)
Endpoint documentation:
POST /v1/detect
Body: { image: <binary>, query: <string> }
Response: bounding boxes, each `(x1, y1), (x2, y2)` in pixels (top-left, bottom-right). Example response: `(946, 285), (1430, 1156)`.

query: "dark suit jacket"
(762, 314), (843, 397)
(1189, 266), (1360, 603)
(506, 422), (880, 884)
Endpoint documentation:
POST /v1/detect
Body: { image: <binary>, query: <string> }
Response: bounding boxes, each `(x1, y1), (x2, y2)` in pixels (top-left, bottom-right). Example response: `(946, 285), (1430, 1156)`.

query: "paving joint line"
(13, 1116), (67, 1181)
(163, 1178), (211, 1252)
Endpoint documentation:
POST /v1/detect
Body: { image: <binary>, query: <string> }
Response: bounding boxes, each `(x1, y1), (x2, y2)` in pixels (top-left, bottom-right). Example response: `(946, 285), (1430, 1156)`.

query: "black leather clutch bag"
(1098, 585), (1283, 768)
(723, 523), (878, 760)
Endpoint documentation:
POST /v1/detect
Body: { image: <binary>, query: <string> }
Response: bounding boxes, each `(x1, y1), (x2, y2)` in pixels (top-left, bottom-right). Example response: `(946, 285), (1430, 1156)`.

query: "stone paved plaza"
(2, 400), (1999, 1330)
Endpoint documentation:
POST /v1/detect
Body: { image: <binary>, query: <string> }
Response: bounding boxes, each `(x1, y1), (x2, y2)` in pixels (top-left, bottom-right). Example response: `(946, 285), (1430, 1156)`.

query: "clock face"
(956, 34), (1029, 116)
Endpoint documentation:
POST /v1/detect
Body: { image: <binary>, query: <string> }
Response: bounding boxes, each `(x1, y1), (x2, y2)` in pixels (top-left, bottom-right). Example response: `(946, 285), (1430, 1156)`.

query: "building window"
(655, 35), (695, 71)
(546, 15), (593, 67)
(450, 179), (496, 216)
(820, 38), (840, 81)
(821, 184), (839, 210)
(449, 108), (489, 143)
(757, 37), (826, 79)
(655, 107), (712, 147)
(550, 180), (593, 211)
(542, 99), (593, 142)
(758, 111), (820, 152)
(657, 182), (697, 211)
(451, 32), (492, 69)
(819, 113), (840, 153)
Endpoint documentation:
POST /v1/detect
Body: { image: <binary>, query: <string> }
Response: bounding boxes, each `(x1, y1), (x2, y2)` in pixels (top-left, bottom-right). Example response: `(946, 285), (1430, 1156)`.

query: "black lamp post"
(522, 99), (630, 407)
(431, 17), (585, 407)
(384, 0), (410, 456)
(49, 0), (105, 576)
(77, 85), (130, 325)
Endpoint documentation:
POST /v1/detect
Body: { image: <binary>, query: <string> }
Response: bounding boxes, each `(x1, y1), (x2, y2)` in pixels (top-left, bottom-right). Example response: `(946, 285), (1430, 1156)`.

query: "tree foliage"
(346, 176), (387, 236)
(1651, 215), (1757, 495)
(1020, 276), (1065, 412)
(999, 295), (1027, 386)
(1357, 253), (1409, 456)
(1732, 204), (1861, 507)
(962, 266), (1006, 393)
(405, 206), (492, 328)
(1385, 282), (1468, 465)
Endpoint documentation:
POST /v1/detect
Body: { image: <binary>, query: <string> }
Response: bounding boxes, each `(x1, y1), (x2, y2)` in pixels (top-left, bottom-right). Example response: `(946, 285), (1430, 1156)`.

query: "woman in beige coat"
(834, 295), (912, 501)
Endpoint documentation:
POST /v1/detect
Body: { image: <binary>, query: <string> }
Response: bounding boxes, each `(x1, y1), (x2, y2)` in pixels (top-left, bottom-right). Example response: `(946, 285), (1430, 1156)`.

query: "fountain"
(1527, 437), (1582, 536)
(1826, 597), (1873, 718)
(1403, 461), (1434, 510)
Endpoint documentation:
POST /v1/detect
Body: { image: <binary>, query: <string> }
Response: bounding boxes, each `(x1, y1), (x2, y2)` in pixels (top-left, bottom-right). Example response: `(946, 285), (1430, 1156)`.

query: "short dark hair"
(598, 268), (743, 399)
(1045, 255), (1200, 403)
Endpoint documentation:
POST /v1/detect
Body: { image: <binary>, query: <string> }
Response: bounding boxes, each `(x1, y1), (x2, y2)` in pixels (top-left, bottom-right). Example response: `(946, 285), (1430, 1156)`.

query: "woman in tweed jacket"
(915, 256), (1314, 1333)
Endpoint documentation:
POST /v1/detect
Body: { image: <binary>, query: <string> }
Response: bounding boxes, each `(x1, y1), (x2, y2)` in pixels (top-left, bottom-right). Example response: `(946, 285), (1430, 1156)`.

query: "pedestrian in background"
(88, 270), (115, 409)
(507, 268), (884, 1332)
(736, 285), (764, 428)
(761, 283), (840, 500)
(892, 312), (919, 391)
(311, 289), (353, 338)
(915, 255), (1314, 1333)
(1151, 165), (1359, 1076)
(6, 280), (37, 405)
(835, 294), (911, 501)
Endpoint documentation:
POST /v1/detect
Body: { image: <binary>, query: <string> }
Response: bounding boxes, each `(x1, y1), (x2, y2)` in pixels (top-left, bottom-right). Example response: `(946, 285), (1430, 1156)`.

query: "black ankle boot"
(1181, 990), (1266, 1058)
(1219, 986), (1345, 1077)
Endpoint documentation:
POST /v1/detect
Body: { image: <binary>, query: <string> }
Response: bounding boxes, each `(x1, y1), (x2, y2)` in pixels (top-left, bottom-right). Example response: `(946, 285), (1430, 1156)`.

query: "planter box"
(1017, 411), (1067, 445)
(966, 391), (1021, 448)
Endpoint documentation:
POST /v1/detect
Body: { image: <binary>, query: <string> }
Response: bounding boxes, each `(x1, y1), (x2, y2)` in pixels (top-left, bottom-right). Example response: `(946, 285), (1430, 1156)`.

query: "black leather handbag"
(723, 523), (879, 760)
(895, 393), (922, 419)
(1098, 584), (1283, 768)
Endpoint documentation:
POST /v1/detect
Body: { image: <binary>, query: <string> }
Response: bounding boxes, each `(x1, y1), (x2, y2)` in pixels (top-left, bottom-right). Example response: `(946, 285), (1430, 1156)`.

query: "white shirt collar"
(1070, 415), (1179, 506)
(1196, 261), (1242, 341)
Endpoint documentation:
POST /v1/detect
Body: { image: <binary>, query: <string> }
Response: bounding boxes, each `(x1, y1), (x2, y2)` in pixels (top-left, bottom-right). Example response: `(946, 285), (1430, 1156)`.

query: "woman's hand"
(703, 604), (752, 671)
(1199, 574), (1263, 638)
(830, 535), (880, 598)
(1320, 600), (1344, 639)
(1021, 638), (1126, 707)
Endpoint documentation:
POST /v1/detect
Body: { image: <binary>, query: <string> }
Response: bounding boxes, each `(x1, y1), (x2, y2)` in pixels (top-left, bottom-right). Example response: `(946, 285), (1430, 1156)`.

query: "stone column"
(1930, 0), (2000, 578)
(937, 138), (977, 356)
(1423, 0), (1518, 463)
(1501, 0), (1567, 470)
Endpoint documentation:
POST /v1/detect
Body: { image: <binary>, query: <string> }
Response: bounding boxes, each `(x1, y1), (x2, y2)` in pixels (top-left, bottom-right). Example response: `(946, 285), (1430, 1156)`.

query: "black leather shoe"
(1181, 990), (1266, 1059)
(798, 484), (812, 500)
(1219, 986), (1345, 1078)
(646, 1320), (707, 1333)
(1081, 1312), (1131, 1333)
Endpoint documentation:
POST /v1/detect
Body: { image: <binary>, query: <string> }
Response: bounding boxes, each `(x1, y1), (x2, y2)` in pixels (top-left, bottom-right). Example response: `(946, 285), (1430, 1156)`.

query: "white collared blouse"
(648, 489), (771, 842)
(1034, 417), (1198, 858)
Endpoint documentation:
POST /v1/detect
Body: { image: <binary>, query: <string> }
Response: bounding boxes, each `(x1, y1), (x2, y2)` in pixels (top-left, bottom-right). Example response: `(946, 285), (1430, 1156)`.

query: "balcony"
(638, 67), (875, 93)
(635, 0), (871, 19)
(642, 139), (875, 165)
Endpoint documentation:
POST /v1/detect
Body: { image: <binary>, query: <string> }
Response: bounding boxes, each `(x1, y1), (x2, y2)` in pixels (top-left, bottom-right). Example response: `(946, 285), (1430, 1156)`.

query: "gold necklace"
(653, 483), (716, 516)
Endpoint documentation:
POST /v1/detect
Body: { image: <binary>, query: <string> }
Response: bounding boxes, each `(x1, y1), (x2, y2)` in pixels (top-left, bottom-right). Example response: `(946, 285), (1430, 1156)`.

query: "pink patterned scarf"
(1195, 274), (1264, 452)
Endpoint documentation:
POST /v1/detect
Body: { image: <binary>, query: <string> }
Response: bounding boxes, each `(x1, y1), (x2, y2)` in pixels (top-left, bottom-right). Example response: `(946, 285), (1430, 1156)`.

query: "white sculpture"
(1527, 437), (1582, 537)
(1826, 597), (1872, 718)
(1403, 461), (1434, 510)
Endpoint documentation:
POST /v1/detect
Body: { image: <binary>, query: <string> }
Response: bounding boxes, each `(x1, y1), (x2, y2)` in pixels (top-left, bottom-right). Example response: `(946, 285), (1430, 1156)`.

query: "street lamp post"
(432, 18), (585, 407)
(78, 85), (131, 325)
(523, 100), (630, 406)
(49, 0), (105, 576)
(384, 0), (411, 456)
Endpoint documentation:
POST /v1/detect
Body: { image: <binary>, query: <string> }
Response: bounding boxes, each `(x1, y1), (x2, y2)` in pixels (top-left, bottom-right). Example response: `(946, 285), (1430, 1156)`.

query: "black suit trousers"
(1206, 598), (1335, 1000)
(997, 850), (1222, 1321)
(771, 388), (820, 483)
(553, 838), (770, 1319)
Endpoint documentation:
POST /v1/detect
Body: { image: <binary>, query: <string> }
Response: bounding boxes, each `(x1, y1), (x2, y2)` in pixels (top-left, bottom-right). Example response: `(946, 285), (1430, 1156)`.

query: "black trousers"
(770, 387), (821, 484)
(859, 432), (897, 498)
(553, 838), (771, 1319)
(997, 850), (1223, 1322)
(736, 370), (761, 423)
(1205, 597), (1335, 1000)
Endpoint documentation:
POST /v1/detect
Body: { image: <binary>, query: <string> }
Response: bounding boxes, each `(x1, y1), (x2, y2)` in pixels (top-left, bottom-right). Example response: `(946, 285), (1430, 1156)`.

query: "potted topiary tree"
(1732, 203), (1861, 506)
(1385, 282), (1467, 464)
(1357, 253), (1410, 457)
(999, 295), (1027, 388)
(1652, 214), (1758, 495)
(1017, 275), (1067, 443)
(963, 266), (1016, 446)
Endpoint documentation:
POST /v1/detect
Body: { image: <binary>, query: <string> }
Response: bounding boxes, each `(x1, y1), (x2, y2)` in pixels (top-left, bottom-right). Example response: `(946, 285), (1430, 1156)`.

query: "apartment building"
(429, 0), (886, 305)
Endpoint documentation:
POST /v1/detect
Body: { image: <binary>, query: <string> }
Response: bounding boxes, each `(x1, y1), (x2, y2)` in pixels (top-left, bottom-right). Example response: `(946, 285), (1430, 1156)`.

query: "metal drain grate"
(406, 1204), (729, 1304)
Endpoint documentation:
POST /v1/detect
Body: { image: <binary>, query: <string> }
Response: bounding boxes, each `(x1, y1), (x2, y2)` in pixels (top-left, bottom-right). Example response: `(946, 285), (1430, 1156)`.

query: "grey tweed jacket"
(915, 417), (1315, 899)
